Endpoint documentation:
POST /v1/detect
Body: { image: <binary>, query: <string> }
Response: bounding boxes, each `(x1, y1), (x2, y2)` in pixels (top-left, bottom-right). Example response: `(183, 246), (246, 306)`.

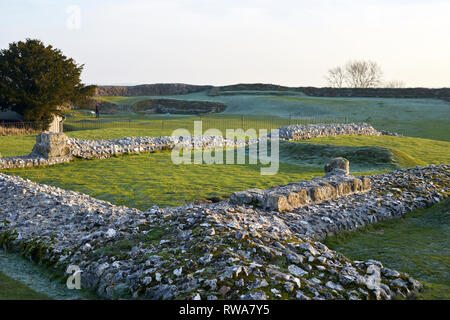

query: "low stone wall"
(0, 133), (255, 168)
(230, 174), (371, 212)
(0, 154), (73, 170)
(278, 123), (383, 141)
(68, 135), (254, 160)
(0, 164), (448, 300)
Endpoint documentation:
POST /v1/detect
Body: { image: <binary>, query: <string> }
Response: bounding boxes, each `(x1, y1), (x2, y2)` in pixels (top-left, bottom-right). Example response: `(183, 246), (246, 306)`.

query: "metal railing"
(3, 114), (399, 138)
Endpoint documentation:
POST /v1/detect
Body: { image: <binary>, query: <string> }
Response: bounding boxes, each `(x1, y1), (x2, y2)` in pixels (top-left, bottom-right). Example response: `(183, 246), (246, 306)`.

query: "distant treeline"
(95, 83), (450, 100)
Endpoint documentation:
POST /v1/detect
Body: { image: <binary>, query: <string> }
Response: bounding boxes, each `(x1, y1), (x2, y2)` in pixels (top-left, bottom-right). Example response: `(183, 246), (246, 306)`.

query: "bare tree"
(326, 66), (346, 88)
(344, 60), (383, 88)
(384, 80), (406, 88)
(326, 60), (384, 88)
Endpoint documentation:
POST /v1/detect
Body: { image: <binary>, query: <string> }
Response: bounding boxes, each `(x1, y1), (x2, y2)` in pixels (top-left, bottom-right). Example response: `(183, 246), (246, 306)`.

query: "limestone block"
(324, 157), (350, 175)
(31, 132), (70, 158)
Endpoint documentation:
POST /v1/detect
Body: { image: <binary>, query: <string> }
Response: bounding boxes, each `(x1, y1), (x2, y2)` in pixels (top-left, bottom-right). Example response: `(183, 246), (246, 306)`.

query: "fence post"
(241, 115), (244, 130)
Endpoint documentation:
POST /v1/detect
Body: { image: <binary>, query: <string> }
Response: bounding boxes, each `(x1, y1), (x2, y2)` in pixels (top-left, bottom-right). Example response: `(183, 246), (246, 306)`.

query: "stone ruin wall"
(0, 123), (387, 170)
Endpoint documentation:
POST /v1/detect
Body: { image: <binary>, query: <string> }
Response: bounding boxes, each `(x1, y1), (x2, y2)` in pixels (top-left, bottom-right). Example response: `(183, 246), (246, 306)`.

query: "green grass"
(0, 271), (50, 300)
(4, 134), (444, 210)
(324, 199), (450, 300)
(1, 134), (448, 210)
(0, 135), (36, 157)
(1, 150), (329, 209)
(278, 141), (403, 171)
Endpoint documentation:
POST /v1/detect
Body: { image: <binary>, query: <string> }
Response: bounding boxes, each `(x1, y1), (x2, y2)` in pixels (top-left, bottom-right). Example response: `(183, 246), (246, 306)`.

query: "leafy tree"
(0, 39), (96, 129)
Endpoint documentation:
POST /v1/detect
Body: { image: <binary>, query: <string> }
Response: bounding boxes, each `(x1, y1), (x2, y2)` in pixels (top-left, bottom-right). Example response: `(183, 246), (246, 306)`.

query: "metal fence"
(0, 114), (359, 137)
(62, 114), (350, 134)
(0, 121), (43, 136)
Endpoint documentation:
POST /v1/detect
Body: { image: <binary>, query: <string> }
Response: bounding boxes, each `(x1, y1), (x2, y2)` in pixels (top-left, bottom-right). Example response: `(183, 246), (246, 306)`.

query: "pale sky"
(1, 0), (449, 87)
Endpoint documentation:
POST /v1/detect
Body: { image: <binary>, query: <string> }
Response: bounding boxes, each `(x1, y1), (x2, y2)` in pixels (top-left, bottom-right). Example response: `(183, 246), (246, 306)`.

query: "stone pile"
(68, 135), (255, 160)
(0, 164), (448, 300)
(278, 123), (382, 141)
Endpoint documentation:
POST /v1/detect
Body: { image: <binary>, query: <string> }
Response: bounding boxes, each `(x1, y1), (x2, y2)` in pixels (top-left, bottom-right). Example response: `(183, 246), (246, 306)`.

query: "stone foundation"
(0, 165), (448, 300)
(0, 123), (397, 170)
(230, 174), (371, 212)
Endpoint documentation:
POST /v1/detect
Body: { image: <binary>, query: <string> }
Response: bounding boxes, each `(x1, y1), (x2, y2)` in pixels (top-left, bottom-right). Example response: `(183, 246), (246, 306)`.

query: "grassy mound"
(301, 135), (450, 165)
(277, 141), (409, 171)
(131, 98), (226, 114)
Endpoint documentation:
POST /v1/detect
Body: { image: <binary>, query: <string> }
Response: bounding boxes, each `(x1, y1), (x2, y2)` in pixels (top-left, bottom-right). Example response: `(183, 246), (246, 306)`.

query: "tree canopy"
(0, 39), (96, 128)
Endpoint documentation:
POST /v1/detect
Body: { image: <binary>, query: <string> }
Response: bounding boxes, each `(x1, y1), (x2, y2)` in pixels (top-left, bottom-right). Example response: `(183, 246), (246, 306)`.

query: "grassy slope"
(301, 135), (450, 165)
(325, 199), (450, 300)
(97, 92), (450, 141)
(257, 96), (450, 141)
(278, 141), (402, 171)
(0, 271), (50, 300)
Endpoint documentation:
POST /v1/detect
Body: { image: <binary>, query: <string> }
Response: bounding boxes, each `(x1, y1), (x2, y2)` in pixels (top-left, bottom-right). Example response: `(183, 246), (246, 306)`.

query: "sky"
(0, 0), (449, 87)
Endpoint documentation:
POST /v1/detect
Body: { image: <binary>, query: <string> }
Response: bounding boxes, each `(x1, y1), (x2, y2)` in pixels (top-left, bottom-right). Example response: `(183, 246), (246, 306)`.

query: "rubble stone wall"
(0, 165), (448, 300)
(278, 123), (385, 141)
(230, 174), (371, 212)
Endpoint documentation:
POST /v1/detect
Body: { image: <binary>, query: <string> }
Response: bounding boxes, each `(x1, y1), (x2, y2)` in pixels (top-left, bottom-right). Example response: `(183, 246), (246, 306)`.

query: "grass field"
(94, 90), (450, 141)
(325, 199), (450, 300)
(0, 271), (49, 300)
(0, 150), (326, 209)
(298, 135), (450, 166)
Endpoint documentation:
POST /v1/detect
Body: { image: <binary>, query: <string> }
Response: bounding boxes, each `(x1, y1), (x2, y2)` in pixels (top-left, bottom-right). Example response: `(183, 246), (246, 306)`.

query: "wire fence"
(1, 114), (353, 137)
